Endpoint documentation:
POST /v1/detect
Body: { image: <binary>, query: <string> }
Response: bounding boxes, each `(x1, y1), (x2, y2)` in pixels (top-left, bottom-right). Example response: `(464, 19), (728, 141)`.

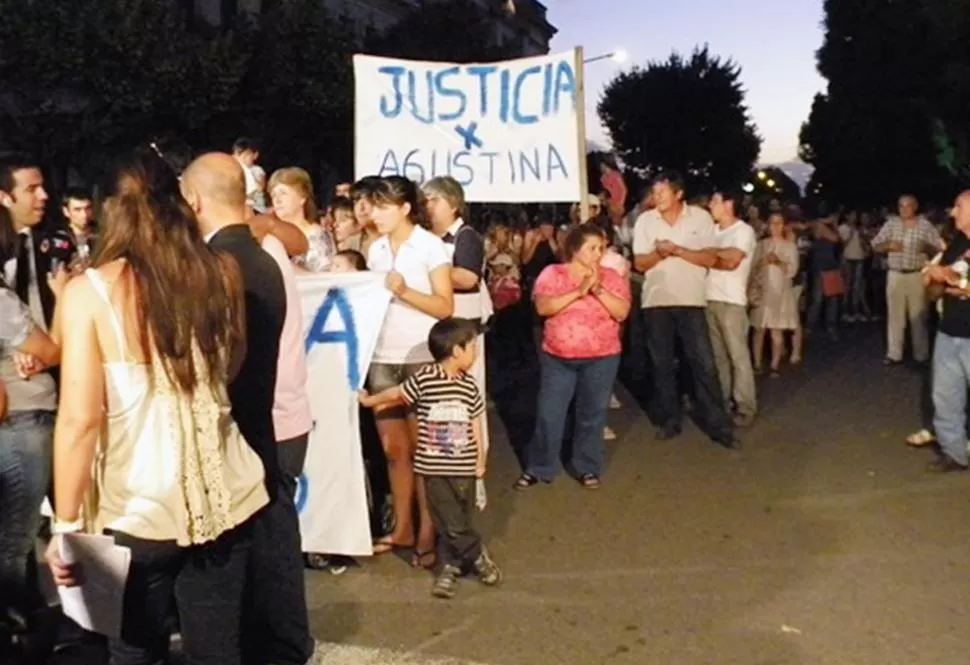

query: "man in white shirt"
(706, 191), (758, 427)
(633, 172), (737, 448)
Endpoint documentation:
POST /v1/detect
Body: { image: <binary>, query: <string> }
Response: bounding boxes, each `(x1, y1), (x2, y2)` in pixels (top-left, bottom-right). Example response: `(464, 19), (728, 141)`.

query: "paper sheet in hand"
(56, 533), (131, 638)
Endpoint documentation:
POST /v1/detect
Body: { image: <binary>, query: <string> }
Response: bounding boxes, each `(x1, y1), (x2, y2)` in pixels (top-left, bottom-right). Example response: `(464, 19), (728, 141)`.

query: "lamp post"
(575, 49), (627, 221)
(583, 49), (628, 65)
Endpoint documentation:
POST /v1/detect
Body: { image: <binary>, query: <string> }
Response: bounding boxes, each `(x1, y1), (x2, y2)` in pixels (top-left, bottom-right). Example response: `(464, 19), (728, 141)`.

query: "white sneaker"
(609, 394), (622, 409)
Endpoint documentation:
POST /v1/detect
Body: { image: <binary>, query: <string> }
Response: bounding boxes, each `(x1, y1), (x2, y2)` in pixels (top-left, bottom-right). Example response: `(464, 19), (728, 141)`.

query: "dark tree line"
(0, 0), (523, 189)
(800, 0), (970, 206)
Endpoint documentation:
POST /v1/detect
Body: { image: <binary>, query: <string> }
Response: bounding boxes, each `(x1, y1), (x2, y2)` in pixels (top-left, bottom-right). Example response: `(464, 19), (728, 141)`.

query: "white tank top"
(83, 269), (268, 545)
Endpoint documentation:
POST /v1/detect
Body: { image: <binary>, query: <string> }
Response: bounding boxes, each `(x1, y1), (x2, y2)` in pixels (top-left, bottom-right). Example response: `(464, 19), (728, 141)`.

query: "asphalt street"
(303, 323), (970, 665)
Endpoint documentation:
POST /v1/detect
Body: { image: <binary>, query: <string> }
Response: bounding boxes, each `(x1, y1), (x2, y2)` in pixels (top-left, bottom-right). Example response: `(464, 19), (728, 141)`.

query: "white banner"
(295, 272), (391, 556)
(353, 51), (582, 203)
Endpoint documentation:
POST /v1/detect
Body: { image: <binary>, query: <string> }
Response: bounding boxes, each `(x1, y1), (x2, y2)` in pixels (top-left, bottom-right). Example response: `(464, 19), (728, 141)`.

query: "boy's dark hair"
(330, 196), (354, 216)
(336, 249), (367, 271)
(232, 137), (260, 154)
(61, 186), (92, 207)
(428, 317), (479, 362)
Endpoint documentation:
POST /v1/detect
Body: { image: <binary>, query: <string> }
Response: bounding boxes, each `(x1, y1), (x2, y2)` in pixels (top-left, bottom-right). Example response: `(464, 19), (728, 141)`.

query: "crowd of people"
(3, 134), (970, 665)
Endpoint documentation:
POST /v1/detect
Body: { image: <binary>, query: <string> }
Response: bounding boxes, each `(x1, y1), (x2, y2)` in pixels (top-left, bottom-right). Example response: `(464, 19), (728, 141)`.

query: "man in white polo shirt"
(633, 171), (737, 448)
(706, 190), (758, 427)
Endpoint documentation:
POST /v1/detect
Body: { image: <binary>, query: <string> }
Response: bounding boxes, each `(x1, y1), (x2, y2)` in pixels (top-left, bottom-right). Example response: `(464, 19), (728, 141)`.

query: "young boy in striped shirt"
(359, 317), (502, 599)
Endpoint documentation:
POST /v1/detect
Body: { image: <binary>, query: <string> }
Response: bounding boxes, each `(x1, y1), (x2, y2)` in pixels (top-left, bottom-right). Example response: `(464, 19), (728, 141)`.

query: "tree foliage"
(799, 0), (969, 206)
(0, 0), (354, 184)
(364, 0), (522, 63)
(597, 46), (761, 191)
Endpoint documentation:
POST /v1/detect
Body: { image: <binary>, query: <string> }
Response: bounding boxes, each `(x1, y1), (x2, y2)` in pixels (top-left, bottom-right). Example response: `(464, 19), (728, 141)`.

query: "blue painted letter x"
(455, 122), (483, 150)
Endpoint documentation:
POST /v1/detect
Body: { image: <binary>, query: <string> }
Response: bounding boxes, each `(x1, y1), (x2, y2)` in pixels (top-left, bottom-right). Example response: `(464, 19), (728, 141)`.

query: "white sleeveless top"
(83, 269), (268, 545)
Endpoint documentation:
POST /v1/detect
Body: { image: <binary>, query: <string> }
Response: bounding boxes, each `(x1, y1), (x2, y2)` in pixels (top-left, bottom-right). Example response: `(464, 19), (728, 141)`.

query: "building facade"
(192, 0), (556, 55)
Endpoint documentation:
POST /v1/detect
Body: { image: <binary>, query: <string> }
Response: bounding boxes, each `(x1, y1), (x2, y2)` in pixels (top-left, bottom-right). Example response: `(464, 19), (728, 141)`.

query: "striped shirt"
(401, 364), (485, 477)
(871, 216), (942, 272)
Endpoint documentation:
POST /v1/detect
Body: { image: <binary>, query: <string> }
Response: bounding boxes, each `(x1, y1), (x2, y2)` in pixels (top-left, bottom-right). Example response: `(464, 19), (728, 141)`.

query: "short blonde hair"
(422, 176), (466, 221)
(268, 167), (318, 223)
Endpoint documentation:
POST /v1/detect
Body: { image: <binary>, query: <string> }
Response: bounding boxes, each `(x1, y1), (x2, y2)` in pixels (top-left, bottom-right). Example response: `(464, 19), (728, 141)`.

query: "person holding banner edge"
(365, 176), (454, 569)
(423, 175), (492, 459)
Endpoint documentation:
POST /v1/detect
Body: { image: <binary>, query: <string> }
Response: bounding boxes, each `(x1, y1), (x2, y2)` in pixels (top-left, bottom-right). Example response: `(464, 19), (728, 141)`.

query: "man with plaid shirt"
(872, 195), (943, 364)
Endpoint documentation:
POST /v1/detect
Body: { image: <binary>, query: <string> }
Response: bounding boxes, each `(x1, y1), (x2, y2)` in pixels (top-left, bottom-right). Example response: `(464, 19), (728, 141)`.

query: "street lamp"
(584, 49), (628, 65)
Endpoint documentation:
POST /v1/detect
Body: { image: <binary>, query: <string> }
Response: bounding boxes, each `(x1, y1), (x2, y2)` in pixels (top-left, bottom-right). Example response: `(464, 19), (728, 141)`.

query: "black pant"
(424, 476), (482, 569)
(108, 523), (253, 665)
(243, 482), (314, 665)
(277, 434), (309, 499)
(643, 306), (733, 441)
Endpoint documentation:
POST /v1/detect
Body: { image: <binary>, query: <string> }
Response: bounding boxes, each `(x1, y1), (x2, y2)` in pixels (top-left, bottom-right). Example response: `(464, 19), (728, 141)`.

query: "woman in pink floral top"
(515, 225), (631, 490)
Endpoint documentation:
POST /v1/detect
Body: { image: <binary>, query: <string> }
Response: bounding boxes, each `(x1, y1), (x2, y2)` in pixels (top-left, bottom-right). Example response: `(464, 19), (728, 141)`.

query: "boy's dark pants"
(424, 476), (482, 568)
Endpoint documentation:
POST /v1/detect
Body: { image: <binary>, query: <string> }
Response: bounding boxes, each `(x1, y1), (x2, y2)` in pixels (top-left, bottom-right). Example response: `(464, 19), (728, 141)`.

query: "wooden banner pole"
(574, 46), (589, 225)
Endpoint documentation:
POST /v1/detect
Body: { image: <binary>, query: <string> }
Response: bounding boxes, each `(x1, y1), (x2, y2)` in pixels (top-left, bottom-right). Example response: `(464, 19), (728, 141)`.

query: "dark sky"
(549, 0), (826, 164)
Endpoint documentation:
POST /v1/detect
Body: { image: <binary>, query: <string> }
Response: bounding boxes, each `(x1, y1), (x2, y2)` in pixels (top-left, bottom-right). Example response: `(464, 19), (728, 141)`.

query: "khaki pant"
(886, 270), (929, 362)
(706, 301), (757, 417)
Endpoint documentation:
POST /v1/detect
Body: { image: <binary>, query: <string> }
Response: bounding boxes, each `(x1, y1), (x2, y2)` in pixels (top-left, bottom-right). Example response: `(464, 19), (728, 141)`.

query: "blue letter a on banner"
(304, 288), (360, 390)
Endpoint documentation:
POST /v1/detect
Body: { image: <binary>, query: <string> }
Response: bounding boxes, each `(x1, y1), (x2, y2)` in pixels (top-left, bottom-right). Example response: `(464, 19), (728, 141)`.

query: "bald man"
(181, 153), (315, 665)
(924, 190), (970, 473)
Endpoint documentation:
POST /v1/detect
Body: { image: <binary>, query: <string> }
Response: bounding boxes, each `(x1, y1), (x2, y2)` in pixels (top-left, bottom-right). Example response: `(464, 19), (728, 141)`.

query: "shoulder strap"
(85, 268), (129, 360)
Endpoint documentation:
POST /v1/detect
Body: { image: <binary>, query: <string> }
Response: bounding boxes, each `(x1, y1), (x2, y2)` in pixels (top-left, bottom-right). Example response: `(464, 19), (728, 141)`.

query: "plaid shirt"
(871, 216), (942, 271)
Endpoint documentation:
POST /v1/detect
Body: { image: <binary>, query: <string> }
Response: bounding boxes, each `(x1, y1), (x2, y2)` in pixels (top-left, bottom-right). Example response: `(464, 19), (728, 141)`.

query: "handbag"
(821, 269), (845, 297)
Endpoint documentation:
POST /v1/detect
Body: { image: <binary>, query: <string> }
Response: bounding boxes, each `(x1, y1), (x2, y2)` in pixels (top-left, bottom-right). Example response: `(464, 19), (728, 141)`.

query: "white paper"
(476, 478), (487, 511)
(56, 533), (131, 638)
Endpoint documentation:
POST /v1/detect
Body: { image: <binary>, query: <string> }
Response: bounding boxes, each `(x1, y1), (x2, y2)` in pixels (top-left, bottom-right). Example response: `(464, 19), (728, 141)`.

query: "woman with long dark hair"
(366, 176), (454, 569)
(44, 149), (269, 665)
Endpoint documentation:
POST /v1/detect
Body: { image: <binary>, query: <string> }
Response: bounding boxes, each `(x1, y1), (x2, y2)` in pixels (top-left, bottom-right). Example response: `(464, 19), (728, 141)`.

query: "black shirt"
(443, 224), (485, 291)
(939, 232), (970, 338)
(208, 224), (286, 496)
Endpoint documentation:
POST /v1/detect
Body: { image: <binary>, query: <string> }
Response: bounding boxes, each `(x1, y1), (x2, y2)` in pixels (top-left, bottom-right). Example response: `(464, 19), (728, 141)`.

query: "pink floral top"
(534, 264), (630, 359)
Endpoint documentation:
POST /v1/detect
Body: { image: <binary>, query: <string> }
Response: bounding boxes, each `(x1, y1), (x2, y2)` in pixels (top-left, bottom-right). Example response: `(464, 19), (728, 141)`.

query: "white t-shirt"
(633, 205), (716, 308)
(368, 225), (450, 364)
(706, 220), (757, 306)
(839, 224), (866, 260)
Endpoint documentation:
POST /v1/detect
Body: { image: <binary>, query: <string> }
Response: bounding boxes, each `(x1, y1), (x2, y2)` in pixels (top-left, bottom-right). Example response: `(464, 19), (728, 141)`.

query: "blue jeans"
(527, 352), (620, 481)
(0, 410), (54, 614)
(932, 333), (970, 465)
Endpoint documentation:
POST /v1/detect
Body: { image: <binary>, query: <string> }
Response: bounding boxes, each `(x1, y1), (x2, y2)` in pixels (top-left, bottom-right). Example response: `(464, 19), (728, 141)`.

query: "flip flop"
(411, 549), (437, 570)
(372, 536), (411, 555)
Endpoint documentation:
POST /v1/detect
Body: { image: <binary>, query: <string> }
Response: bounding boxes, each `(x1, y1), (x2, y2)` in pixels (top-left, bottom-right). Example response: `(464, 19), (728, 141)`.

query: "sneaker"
(609, 394), (622, 409)
(432, 565), (462, 599)
(472, 547), (503, 587)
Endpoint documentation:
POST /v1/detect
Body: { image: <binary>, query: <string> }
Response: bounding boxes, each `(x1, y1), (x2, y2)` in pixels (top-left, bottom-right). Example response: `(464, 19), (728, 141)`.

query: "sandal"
(411, 549), (437, 570)
(514, 473), (541, 491)
(578, 473), (601, 490)
(372, 536), (412, 555)
(905, 428), (936, 447)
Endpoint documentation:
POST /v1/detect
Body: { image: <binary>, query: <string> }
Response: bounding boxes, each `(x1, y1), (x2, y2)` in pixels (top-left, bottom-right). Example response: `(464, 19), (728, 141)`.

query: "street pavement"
(304, 323), (970, 665)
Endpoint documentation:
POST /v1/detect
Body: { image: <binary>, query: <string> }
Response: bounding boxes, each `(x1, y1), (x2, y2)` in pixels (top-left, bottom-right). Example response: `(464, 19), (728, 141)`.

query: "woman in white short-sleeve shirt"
(366, 176), (453, 568)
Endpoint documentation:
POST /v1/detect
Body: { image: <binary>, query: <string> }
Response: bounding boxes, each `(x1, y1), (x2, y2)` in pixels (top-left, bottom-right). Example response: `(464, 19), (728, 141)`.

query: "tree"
(799, 0), (963, 206)
(0, 0), (245, 182)
(364, 0), (523, 63)
(597, 46), (761, 192)
(210, 0), (356, 179)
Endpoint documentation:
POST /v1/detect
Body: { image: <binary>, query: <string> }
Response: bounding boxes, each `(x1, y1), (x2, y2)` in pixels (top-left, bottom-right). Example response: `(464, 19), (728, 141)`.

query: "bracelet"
(51, 516), (84, 535)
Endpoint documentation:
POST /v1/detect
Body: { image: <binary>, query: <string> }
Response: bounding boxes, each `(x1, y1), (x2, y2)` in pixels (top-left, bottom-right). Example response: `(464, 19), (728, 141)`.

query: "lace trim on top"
(151, 340), (235, 545)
